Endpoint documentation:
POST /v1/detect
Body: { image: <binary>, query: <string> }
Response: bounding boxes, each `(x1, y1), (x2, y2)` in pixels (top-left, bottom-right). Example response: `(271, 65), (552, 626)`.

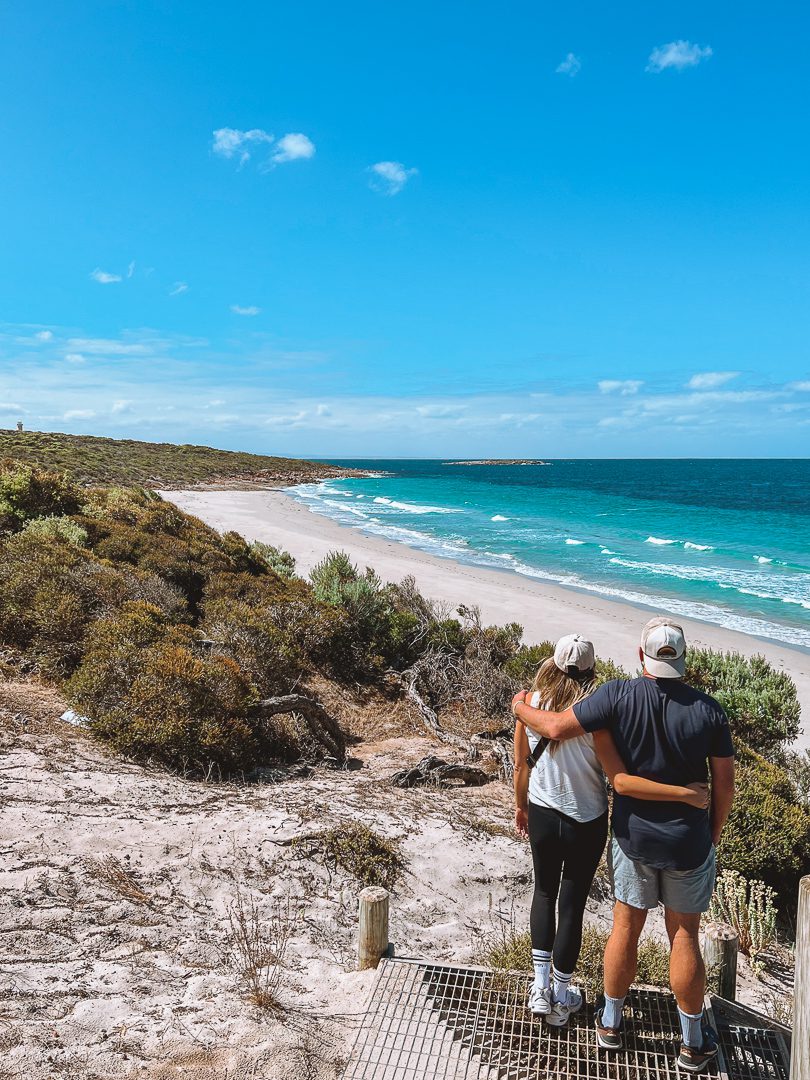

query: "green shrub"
(309, 551), (396, 673)
(66, 603), (260, 773)
(685, 648), (800, 755)
(479, 923), (669, 992)
(316, 823), (404, 889)
(22, 515), (88, 546)
(250, 540), (297, 580)
(202, 597), (309, 696)
(0, 460), (81, 531)
(717, 744), (810, 906)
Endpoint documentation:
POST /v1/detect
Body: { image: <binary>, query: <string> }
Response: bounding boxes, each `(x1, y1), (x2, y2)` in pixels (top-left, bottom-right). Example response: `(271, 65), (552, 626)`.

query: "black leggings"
(528, 801), (608, 974)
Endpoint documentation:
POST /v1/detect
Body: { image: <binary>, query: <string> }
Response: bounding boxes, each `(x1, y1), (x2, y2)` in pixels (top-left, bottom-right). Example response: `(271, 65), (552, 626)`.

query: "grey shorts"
(608, 836), (717, 913)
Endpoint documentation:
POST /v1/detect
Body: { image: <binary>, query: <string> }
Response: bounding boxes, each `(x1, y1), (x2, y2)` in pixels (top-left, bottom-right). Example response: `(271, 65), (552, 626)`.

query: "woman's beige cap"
(641, 616), (686, 678)
(553, 634), (596, 674)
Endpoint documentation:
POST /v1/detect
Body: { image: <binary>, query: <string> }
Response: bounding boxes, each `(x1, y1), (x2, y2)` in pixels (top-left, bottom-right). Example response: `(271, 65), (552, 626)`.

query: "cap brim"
(644, 652), (686, 678)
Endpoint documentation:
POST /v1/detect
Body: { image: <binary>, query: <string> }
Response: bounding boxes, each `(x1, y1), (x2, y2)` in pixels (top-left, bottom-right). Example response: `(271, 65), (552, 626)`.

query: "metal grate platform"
(343, 959), (789, 1080)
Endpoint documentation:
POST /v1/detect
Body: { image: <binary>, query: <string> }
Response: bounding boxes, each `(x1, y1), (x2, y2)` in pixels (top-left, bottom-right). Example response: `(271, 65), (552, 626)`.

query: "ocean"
(285, 459), (810, 651)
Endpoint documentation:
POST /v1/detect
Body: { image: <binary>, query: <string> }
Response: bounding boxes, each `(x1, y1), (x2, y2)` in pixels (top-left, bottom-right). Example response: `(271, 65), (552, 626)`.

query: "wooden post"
(703, 924), (738, 1000)
(791, 876), (810, 1080)
(358, 886), (389, 971)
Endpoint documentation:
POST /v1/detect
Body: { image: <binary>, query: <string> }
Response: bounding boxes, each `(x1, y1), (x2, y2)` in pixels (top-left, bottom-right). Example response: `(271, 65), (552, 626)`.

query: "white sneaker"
(546, 986), (583, 1027)
(528, 983), (552, 1015)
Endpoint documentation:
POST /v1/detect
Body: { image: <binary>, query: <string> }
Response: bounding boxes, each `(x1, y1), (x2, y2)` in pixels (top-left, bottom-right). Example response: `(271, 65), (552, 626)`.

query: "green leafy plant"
(317, 823), (404, 890)
(709, 869), (778, 965)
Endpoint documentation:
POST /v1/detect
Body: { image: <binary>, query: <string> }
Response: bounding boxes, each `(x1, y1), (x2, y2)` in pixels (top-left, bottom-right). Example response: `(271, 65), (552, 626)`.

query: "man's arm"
(511, 690), (586, 741)
(709, 755), (735, 845)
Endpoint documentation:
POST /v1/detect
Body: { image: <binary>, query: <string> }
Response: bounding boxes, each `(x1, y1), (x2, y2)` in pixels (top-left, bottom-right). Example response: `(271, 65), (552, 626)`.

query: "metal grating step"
(344, 959), (786, 1080)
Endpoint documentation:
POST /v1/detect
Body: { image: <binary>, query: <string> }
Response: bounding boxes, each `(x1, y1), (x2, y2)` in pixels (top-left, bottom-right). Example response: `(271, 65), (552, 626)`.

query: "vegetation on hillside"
(0, 459), (807, 908)
(0, 429), (362, 487)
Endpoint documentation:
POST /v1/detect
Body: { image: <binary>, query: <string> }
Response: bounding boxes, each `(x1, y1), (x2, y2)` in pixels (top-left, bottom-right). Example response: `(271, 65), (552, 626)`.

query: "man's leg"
(664, 908), (705, 1015)
(604, 900), (649, 999)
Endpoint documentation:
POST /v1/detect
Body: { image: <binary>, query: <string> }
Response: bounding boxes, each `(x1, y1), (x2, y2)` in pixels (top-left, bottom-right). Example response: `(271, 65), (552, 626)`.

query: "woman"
(512, 634), (708, 1027)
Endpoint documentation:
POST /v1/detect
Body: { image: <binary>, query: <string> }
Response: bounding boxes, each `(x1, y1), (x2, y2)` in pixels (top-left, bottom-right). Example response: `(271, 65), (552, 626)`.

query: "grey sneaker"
(594, 1007), (623, 1050)
(546, 985), (583, 1027)
(528, 984), (552, 1015)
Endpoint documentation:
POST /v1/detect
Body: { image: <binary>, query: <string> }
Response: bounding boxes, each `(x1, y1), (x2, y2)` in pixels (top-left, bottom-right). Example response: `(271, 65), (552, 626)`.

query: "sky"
(1, 1), (809, 458)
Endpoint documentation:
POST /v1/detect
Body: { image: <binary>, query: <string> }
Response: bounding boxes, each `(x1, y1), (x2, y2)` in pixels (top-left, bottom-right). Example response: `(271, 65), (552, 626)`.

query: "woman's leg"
(552, 811), (608, 977)
(528, 802), (565, 955)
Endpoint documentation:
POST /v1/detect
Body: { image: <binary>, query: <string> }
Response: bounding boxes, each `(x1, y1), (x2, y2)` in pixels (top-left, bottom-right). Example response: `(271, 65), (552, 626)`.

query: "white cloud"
(111, 399), (132, 414)
(598, 379), (643, 395)
(789, 381), (810, 391)
(265, 410), (308, 428)
(64, 409), (96, 420)
(169, 282), (189, 296)
(67, 337), (151, 356)
(127, 261), (136, 279)
(647, 40), (713, 73)
(0, 401), (23, 413)
(35, 330), (53, 342)
(64, 353), (85, 364)
(556, 53), (582, 77)
(90, 268), (122, 284)
(231, 304), (260, 316)
(416, 404), (467, 418)
(369, 161), (418, 196)
(686, 371), (739, 390)
(272, 133), (315, 164)
(212, 127), (274, 165)
(316, 403), (331, 416)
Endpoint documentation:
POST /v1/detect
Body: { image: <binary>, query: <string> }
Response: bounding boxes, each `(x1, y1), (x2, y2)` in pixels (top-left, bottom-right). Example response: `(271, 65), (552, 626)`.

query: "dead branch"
(247, 694), (346, 762)
(391, 754), (493, 789)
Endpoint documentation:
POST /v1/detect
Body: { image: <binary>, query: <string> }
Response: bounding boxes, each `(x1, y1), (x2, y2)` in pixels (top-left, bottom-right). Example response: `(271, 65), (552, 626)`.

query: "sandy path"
(163, 489), (810, 750)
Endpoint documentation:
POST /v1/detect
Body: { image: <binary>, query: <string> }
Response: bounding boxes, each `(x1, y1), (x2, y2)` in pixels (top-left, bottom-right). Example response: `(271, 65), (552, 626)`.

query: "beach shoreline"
(163, 487), (810, 749)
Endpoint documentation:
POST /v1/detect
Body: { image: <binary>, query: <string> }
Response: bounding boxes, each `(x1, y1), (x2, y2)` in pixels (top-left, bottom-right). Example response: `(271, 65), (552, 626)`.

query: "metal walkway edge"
(342, 959), (790, 1080)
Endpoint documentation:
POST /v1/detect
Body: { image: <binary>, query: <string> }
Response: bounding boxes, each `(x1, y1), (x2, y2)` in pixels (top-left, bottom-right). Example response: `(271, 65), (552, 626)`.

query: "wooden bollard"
(358, 886), (389, 970)
(790, 876), (810, 1080)
(702, 924), (738, 1001)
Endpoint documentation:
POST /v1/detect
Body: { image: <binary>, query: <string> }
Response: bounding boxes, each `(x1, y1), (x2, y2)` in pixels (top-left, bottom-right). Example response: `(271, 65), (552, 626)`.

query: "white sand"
(164, 489), (810, 749)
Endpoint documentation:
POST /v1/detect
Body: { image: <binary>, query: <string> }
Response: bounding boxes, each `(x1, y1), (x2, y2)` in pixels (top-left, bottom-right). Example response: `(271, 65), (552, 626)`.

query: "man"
(513, 617), (735, 1075)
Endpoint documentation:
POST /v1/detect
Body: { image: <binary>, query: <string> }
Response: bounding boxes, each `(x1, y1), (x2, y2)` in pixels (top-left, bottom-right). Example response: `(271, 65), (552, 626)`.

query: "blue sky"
(1, 1), (808, 457)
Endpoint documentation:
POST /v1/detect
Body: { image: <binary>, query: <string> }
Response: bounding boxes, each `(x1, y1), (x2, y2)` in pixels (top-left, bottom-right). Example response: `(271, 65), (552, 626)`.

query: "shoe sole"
(595, 1033), (623, 1050)
(677, 1057), (716, 1074)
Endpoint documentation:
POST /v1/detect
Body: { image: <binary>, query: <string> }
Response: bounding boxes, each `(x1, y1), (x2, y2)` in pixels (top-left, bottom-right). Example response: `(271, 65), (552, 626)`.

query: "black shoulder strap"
(525, 736), (550, 769)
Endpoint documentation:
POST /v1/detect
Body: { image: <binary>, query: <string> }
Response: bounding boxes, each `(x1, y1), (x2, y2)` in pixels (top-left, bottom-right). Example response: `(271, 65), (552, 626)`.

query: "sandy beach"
(164, 488), (810, 749)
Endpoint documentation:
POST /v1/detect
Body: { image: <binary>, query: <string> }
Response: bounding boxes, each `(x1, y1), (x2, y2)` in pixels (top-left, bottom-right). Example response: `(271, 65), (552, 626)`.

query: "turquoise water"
(285, 460), (810, 650)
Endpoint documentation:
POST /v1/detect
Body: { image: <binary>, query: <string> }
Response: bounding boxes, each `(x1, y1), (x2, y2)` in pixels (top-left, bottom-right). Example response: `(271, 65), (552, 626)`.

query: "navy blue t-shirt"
(573, 677), (734, 870)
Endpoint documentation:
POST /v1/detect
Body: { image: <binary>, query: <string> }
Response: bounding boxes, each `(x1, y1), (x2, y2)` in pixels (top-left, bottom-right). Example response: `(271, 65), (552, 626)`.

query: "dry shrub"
(82, 854), (150, 904)
(316, 822), (404, 890)
(226, 891), (297, 1011)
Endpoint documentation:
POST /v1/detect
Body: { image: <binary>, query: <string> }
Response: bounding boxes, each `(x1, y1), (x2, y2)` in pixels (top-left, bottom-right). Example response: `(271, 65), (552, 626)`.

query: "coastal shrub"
(0, 460), (81, 531)
(202, 597), (310, 695)
(0, 531), (184, 677)
(502, 642), (555, 685)
(717, 744), (810, 906)
(66, 602), (260, 773)
(21, 514), (88, 547)
(779, 749), (810, 808)
(309, 551), (397, 673)
(685, 648), (800, 755)
(249, 540), (297, 580)
(317, 823), (404, 890)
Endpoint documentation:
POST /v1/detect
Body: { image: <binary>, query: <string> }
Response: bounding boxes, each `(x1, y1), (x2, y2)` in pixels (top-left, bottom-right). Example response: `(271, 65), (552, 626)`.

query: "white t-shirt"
(526, 690), (608, 823)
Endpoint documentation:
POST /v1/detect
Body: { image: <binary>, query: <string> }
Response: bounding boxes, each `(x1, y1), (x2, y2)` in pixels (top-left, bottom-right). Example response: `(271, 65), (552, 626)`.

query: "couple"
(512, 617), (735, 1075)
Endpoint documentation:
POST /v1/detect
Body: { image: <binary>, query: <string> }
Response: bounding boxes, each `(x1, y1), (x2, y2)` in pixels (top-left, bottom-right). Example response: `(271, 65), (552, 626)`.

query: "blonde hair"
(530, 656), (596, 753)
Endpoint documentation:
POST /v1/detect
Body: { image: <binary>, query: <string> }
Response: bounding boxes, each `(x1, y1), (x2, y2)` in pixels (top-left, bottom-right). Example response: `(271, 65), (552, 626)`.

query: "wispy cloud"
(686, 371), (739, 390)
(556, 53), (582, 77)
(212, 127), (274, 165)
(35, 330), (53, 342)
(369, 161), (418, 196)
(265, 410), (308, 428)
(169, 282), (189, 296)
(598, 379), (643, 395)
(272, 133), (315, 163)
(416, 404), (467, 418)
(90, 268), (122, 284)
(67, 337), (152, 356)
(213, 128), (315, 169)
(231, 304), (260, 316)
(789, 381), (810, 392)
(126, 261), (136, 279)
(111, 399), (132, 414)
(64, 409), (96, 420)
(647, 40), (713, 73)
(65, 353), (85, 364)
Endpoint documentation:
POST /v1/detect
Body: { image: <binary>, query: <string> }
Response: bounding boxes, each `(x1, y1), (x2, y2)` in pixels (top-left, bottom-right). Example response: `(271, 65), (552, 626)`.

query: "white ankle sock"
(552, 966), (573, 1004)
(531, 949), (552, 989)
(678, 1007), (704, 1048)
(601, 993), (625, 1029)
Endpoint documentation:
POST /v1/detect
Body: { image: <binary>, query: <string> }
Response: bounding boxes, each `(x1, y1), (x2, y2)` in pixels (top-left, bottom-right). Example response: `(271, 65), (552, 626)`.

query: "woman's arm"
(513, 721), (531, 837)
(593, 731), (709, 808)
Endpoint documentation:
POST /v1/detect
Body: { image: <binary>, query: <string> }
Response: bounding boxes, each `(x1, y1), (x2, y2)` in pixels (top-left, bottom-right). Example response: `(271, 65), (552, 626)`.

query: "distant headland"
(443, 459), (550, 466)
